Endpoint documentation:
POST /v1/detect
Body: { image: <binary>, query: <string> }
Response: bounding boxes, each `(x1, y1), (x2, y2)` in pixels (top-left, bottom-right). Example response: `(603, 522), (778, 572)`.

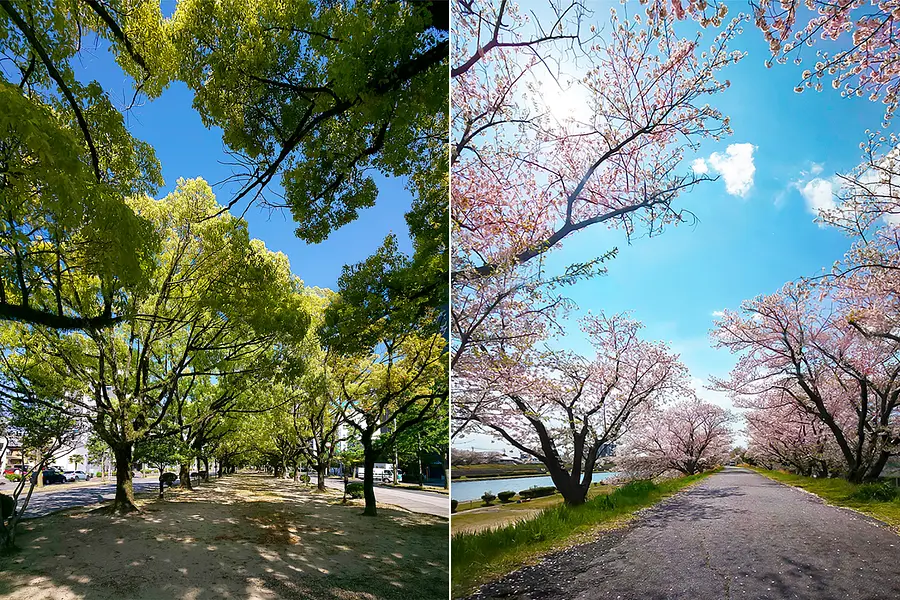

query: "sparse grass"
(751, 467), (900, 530)
(450, 471), (716, 598)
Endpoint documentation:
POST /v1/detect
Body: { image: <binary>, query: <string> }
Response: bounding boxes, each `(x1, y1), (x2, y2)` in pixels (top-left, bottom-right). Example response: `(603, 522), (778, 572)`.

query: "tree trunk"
(292, 459), (299, 483)
(179, 463), (193, 490)
(362, 433), (377, 517)
(443, 448), (449, 490)
(202, 457), (210, 482)
(111, 443), (138, 514)
(317, 462), (326, 492)
(393, 448), (399, 485)
(865, 451), (891, 481)
(417, 451), (424, 489)
(35, 448), (43, 489)
(544, 462), (586, 506)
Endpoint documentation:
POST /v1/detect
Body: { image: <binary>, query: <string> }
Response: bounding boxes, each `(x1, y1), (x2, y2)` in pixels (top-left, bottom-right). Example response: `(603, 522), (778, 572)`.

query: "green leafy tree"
(0, 396), (80, 548)
(0, 180), (308, 513)
(168, 0), (448, 241)
(68, 453), (84, 471)
(323, 238), (447, 516)
(0, 0), (173, 329)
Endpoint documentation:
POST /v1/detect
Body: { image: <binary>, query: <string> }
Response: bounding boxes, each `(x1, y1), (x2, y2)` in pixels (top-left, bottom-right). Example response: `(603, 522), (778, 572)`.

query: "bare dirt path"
(468, 467), (900, 600)
(0, 474), (448, 600)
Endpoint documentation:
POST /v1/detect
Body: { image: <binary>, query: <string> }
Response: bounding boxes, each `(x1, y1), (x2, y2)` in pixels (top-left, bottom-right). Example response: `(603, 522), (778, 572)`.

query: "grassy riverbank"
(452, 483), (615, 531)
(451, 470), (716, 597)
(751, 467), (900, 529)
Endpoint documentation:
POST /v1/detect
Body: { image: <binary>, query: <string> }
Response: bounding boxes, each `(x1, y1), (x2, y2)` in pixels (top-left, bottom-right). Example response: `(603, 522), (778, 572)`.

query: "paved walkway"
(469, 467), (900, 600)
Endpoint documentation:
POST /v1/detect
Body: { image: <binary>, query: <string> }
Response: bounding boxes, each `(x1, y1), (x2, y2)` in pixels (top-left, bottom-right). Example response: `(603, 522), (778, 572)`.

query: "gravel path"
(468, 467), (900, 600)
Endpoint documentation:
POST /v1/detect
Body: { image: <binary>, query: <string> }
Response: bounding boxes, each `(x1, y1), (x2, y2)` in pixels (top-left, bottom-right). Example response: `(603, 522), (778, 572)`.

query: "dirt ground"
(0, 474), (448, 600)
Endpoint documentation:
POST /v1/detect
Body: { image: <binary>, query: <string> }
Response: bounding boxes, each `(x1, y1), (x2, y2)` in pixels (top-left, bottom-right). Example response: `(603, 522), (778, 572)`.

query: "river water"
(451, 471), (616, 502)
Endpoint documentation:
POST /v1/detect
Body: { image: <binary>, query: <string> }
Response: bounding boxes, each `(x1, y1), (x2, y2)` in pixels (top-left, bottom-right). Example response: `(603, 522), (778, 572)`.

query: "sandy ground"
(0, 474), (448, 600)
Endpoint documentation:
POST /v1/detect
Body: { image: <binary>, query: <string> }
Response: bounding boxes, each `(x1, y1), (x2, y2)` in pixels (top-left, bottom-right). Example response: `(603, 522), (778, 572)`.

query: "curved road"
(469, 467), (900, 600)
(324, 478), (449, 517)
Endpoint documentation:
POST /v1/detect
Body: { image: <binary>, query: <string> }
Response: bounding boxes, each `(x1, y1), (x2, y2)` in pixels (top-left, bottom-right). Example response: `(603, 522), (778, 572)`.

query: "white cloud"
(799, 177), (837, 221)
(692, 158), (709, 175)
(711, 310), (725, 317)
(810, 162), (824, 175)
(706, 143), (757, 197)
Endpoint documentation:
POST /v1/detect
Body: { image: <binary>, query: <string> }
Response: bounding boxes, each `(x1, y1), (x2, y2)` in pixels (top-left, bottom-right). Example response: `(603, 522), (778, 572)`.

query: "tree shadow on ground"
(0, 474), (448, 600)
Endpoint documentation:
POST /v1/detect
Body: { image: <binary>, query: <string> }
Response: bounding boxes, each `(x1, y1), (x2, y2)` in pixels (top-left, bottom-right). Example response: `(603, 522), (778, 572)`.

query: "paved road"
(11, 480), (160, 518)
(324, 478), (449, 517)
(469, 467), (900, 600)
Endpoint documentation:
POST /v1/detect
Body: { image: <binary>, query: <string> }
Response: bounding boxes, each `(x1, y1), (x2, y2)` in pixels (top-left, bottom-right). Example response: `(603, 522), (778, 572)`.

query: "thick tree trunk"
(362, 433), (377, 516)
(317, 463), (326, 492)
(179, 463), (193, 490)
(111, 444), (138, 514)
(292, 459), (299, 483)
(202, 457), (210, 482)
(865, 451), (891, 481)
(544, 461), (586, 506)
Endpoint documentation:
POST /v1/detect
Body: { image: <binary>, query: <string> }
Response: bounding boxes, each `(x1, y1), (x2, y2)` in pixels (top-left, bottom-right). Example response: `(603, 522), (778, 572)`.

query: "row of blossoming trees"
(450, 0), (900, 501)
(713, 143), (900, 483)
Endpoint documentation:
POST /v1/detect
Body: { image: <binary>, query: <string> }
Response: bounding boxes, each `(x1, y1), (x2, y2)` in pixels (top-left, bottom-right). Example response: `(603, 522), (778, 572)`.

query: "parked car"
(63, 470), (90, 482)
(4, 465), (27, 475)
(31, 469), (66, 484)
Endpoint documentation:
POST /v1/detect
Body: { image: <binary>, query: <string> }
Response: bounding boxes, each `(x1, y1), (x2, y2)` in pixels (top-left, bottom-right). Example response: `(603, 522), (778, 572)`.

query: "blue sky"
(71, 39), (414, 291)
(455, 5), (888, 452)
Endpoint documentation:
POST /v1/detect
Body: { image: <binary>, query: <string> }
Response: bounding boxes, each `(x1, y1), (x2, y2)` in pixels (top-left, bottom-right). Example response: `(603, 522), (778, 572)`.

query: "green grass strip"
(750, 467), (900, 530)
(451, 470), (717, 598)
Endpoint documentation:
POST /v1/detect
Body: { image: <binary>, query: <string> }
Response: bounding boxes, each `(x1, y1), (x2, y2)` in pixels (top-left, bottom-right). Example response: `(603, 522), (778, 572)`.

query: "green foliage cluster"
(519, 486), (556, 500)
(497, 491), (516, 503)
(346, 482), (364, 499)
(850, 481), (899, 502)
(481, 491), (496, 505)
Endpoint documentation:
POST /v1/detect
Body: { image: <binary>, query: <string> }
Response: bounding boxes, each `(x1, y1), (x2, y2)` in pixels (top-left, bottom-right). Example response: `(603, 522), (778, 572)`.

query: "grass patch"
(450, 471), (715, 597)
(750, 467), (900, 529)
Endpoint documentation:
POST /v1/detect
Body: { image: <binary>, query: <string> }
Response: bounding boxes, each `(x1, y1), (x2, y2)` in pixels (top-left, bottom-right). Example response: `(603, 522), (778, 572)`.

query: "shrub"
(850, 481), (898, 502)
(451, 499), (459, 513)
(497, 491), (516, 503)
(346, 482), (364, 499)
(4, 474), (21, 482)
(519, 486), (556, 499)
(481, 491), (496, 506)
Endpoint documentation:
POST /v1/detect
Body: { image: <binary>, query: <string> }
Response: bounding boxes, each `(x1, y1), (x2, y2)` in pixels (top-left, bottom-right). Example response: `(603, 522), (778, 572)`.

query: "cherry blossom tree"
(450, 1), (744, 375)
(455, 312), (690, 505)
(712, 282), (900, 483)
(748, 0), (900, 124)
(618, 397), (733, 477)
(742, 390), (842, 476)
